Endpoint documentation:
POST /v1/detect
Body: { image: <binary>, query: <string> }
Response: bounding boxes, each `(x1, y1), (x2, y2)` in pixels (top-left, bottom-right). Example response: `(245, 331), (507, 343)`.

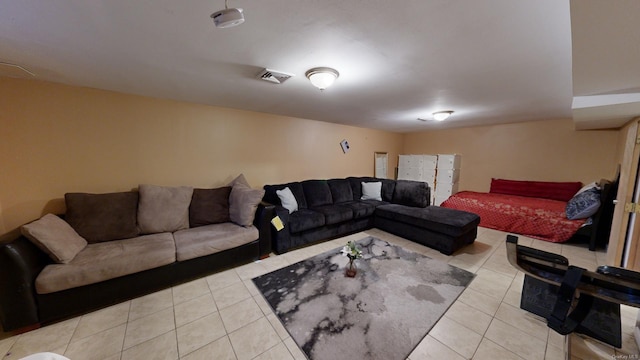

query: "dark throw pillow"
(189, 187), (232, 227)
(566, 188), (601, 220)
(65, 191), (140, 243)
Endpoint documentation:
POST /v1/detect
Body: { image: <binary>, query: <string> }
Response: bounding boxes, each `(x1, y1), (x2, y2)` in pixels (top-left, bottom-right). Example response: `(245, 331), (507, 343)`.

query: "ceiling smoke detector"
(211, 0), (244, 28)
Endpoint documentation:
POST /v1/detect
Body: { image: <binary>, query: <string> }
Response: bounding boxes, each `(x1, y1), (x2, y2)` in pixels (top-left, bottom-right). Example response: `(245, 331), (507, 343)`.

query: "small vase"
(345, 258), (357, 277)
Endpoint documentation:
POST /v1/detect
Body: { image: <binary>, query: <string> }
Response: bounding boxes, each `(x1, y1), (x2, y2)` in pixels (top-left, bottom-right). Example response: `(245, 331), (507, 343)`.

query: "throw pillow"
(276, 187), (298, 213)
(566, 188), (601, 220)
(65, 191), (140, 243)
(21, 213), (87, 264)
(361, 182), (382, 201)
(228, 175), (265, 227)
(189, 186), (232, 227)
(137, 184), (194, 234)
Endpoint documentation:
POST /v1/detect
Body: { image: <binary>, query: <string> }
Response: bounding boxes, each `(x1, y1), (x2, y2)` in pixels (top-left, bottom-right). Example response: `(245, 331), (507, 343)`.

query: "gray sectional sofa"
(0, 175), (272, 332)
(263, 176), (480, 255)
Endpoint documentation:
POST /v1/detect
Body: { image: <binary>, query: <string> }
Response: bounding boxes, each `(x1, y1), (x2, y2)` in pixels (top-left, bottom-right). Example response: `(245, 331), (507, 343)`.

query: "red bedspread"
(441, 191), (586, 243)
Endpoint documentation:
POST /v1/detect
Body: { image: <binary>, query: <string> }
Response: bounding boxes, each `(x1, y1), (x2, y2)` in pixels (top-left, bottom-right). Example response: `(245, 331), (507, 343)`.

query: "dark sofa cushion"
(189, 187), (231, 227)
(288, 209), (326, 233)
(263, 182), (307, 209)
(302, 180), (333, 207)
(393, 180), (430, 208)
(65, 191), (140, 243)
(347, 177), (396, 202)
(375, 204), (480, 237)
(311, 205), (353, 225)
(328, 179), (354, 203)
(338, 201), (377, 219)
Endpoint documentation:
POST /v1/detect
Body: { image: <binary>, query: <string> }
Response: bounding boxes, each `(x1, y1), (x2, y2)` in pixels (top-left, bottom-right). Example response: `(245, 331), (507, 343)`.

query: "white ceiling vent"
(257, 68), (294, 84)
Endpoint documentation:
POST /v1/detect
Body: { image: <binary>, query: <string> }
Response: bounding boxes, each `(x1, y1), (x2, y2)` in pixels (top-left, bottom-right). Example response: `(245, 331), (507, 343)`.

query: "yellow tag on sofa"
(271, 216), (284, 231)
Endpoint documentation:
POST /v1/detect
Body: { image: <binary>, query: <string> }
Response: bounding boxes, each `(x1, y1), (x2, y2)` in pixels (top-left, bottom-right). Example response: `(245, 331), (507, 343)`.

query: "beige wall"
(0, 77), (403, 235)
(402, 119), (620, 192)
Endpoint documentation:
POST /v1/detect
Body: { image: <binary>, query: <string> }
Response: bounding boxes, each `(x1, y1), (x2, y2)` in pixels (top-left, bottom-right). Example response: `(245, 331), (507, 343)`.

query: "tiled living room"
(2, 1), (639, 360)
(1, 227), (636, 360)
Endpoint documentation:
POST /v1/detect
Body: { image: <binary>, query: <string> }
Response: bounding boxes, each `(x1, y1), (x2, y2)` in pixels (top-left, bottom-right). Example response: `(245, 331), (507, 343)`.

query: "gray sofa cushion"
(35, 232), (176, 294)
(189, 187), (232, 227)
(229, 182), (265, 227)
(392, 180), (430, 208)
(174, 223), (259, 261)
(138, 184), (194, 234)
(288, 209), (326, 233)
(328, 179), (354, 203)
(65, 191), (140, 243)
(21, 214), (88, 264)
(302, 180), (333, 207)
(375, 204), (480, 237)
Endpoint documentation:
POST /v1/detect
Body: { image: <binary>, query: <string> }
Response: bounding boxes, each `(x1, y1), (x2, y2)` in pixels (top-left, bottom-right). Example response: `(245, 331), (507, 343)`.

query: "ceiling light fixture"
(432, 111), (454, 121)
(211, 0), (244, 28)
(305, 67), (339, 90)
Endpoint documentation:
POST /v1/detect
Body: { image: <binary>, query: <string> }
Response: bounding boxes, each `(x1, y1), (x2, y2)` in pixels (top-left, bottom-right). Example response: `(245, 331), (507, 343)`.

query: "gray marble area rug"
(252, 236), (475, 360)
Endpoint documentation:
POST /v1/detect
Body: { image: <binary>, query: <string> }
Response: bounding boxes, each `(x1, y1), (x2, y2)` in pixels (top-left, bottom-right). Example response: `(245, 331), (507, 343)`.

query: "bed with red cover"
(441, 179), (587, 243)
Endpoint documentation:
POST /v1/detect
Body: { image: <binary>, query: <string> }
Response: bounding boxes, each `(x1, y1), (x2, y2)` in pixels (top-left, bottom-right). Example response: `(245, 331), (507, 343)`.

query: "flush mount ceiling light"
(432, 111), (454, 121)
(211, 0), (244, 28)
(305, 67), (339, 90)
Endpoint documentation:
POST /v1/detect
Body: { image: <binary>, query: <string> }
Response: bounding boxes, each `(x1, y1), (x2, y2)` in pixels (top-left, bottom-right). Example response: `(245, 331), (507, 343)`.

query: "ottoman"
(374, 204), (480, 255)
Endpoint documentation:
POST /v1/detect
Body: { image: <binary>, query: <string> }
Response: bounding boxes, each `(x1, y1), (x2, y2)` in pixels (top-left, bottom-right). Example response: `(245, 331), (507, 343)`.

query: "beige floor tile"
(468, 268), (514, 301)
(568, 333), (615, 359)
(545, 344), (564, 360)
(243, 279), (260, 296)
(206, 269), (242, 291)
(444, 301), (493, 335)
(502, 287), (522, 308)
(494, 303), (549, 341)
(428, 316), (483, 359)
(266, 313), (290, 340)
(72, 301), (130, 341)
(234, 261), (269, 280)
(121, 329), (178, 360)
(473, 338), (525, 360)
(254, 342), (294, 360)
(212, 281), (252, 309)
(0, 335), (18, 358)
(458, 287), (502, 317)
(482, 250), (519, 277)
(259, 254), (291, 273)
(64, 323), (125, 360)
(547, 329), (566, 350)
(484, 319), (546, 360)
(172, 278), (211, 305)
(176, 312), (227, 357)
(219, 297), (264, 333)
(5, 318), (79, 359)
(174, 293), (217, 328)
(123, 307), (175, 350)
(283, 337), (307, 360)
(180, 335), (236, 360)
(254, 294), (274, 315)
(408, 335), (465, 360)
(228, 317), (281, 360)
(129, 288), (173, 321)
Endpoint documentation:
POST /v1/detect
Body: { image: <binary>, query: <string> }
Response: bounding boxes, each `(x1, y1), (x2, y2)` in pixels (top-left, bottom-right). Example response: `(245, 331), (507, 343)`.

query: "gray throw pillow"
(21, 213), (87, 263)
(228, 174), (265, 227)
(65, 191), (140, 243)
(138, 184), (194, 234)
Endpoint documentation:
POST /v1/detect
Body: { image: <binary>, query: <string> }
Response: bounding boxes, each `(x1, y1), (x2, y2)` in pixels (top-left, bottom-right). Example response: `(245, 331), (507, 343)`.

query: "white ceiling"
(0, 1), (637, 132)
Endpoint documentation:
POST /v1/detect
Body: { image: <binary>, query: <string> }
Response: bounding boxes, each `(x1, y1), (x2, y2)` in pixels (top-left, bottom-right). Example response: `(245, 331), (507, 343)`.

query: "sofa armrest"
(254, 202), (275, 258)
(270, 206), (292, 254)
(0, 236), (51, 331)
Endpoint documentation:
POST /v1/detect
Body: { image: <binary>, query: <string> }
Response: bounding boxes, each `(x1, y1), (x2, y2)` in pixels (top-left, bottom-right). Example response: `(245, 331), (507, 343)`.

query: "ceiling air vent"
(256, 68), (294, 84)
